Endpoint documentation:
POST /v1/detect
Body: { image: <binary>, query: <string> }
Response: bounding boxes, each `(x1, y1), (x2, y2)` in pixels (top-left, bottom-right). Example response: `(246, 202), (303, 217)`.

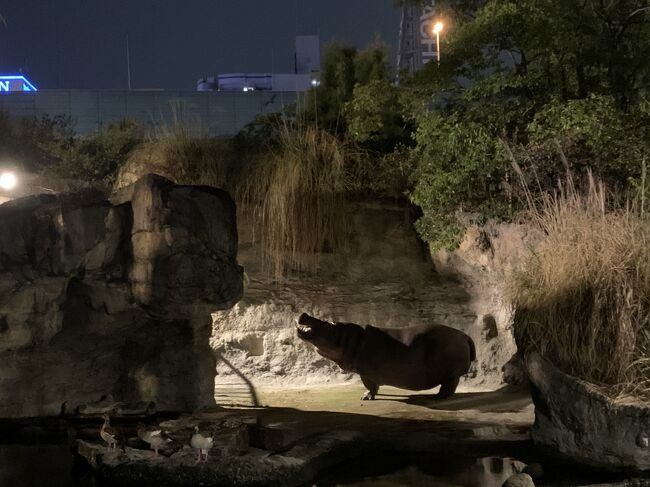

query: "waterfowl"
(190, 426), (214, 463)
(137, 423), (172, 458)
(100, 414), (118, 451)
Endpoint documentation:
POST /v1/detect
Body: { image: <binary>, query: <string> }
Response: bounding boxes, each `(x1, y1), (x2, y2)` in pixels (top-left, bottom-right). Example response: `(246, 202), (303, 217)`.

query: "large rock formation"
(211, 207), (529, 395)
(526, 351), (650, 472)
(0, 175), (243, 418)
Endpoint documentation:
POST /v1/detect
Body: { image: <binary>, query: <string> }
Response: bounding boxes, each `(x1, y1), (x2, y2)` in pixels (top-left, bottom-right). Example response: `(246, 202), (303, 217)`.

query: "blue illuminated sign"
(0, 75), (38, 93)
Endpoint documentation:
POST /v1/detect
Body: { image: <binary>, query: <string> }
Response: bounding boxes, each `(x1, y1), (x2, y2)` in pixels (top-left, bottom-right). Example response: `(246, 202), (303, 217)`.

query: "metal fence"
(0, 90), (297, 136)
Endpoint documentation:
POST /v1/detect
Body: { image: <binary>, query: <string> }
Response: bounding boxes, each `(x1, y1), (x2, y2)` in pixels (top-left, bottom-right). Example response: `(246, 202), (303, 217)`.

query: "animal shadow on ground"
(378, 385), (532, 414)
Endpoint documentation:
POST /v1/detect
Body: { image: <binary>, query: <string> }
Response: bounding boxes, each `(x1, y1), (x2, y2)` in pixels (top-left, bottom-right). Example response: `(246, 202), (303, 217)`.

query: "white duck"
(190, 426), (214, 463)
(100, 413), (118, 451)
(137, 422), (172, 458)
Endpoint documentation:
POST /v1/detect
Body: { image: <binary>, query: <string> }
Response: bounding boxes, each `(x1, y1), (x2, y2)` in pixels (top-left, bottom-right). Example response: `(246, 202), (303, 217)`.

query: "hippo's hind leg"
(360, 376), (379, 401)
(434, 375), (460, 400)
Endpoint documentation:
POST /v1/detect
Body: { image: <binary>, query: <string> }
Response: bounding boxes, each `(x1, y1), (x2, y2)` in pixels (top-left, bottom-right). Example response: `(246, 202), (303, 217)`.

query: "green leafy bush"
(409, 112), (509, 250)
(526, 96), (650, 187)
(0, 113), (143, 183)
(0, 112), (75, 172)
(343, 79), (410, 152)
(304, 39), (394, 133)
(54, 119), (144, 182)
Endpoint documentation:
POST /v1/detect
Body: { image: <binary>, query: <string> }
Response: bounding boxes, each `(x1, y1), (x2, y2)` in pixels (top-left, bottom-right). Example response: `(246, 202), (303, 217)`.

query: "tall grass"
(506, 170), (650, 399)
(114, 112), (357, 280)
(114, 106), (234, 190)
(237, 124), (349, 279)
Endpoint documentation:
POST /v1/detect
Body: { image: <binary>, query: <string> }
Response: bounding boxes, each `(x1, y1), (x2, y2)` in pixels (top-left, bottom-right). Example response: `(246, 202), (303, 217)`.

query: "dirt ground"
(211, 383), (535, 456)
(221, 383), (534, 426)
(259, 384), (534, 424)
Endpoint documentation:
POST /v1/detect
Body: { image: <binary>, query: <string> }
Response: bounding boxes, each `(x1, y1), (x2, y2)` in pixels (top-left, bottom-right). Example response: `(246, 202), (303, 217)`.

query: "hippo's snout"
(296, 313), (330, 341)
(298, 313), (329, 328)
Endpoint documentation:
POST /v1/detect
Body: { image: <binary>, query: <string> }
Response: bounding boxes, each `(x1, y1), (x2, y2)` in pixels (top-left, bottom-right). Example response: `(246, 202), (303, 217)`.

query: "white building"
(198, 36), (321, 93)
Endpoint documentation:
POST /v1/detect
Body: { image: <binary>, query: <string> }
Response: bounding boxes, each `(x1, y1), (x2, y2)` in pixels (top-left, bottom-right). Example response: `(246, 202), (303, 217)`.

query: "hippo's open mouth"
(295, 322), (313, 340)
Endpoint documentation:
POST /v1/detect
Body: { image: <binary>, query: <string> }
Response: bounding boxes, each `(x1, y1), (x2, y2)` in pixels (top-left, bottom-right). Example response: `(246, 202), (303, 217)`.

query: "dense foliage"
(396, 0), (650, 249)
(0, 114), (143, 183)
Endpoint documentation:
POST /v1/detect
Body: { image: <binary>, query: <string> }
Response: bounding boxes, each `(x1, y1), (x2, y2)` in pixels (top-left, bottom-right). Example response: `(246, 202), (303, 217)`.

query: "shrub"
(345, 145), (414, 199)
(527, 95), (650, 189)
(409, 112), (510, 250)
(54, 119), (144, 183)
(343, 79), (410, 152)
(304, 38), (394, 133)
(506, 172), (650, 399)
(0, 112), (75, 173)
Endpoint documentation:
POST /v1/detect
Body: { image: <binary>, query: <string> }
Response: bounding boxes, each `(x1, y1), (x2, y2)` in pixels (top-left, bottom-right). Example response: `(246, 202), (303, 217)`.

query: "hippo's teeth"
(296, 324), (311, 333)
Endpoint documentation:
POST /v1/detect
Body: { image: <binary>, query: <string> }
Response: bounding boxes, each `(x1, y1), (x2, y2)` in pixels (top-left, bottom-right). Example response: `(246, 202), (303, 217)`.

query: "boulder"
(0, 175), (243, 418)
(502, 353), (528, 386)
(503, 473), (535, 487)
(525, 351), (650, 472)
(521, 463), (544, 481)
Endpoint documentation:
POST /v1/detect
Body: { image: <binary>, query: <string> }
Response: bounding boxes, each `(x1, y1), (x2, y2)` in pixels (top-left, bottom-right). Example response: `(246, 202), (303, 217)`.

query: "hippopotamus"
(296, 313), (476, 400)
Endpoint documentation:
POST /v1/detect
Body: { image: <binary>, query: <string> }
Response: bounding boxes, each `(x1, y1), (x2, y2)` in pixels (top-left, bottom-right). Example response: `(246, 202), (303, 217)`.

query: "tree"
(343, 79), (411, 152)
(403, 0), (650, 249)
(303, 42), (357, 130)
(437, 0), (650, 110)
(304, 39), (394, 132)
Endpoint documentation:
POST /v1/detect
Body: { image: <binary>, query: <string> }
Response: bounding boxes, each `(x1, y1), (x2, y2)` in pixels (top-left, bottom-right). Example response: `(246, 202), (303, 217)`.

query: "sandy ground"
(256, 384), (534, 424)
(213, 383), (535, 451)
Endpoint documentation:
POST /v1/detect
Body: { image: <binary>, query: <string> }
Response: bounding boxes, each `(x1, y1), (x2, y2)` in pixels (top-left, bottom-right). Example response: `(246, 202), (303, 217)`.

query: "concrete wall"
(0, 90), (296, 136)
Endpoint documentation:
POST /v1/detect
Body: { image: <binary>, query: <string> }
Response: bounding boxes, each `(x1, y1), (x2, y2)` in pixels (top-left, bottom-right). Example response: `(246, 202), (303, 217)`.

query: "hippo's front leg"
(360, 376), (379, 400)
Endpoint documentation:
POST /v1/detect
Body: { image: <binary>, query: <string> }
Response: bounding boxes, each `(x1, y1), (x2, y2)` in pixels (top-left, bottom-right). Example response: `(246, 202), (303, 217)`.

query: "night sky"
(0, 1), (401, 90)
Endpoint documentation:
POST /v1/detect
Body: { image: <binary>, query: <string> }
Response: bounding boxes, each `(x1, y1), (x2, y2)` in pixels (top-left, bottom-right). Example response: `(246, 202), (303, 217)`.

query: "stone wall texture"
(0, 175), (243, 417)
(526, 351), (650, 472)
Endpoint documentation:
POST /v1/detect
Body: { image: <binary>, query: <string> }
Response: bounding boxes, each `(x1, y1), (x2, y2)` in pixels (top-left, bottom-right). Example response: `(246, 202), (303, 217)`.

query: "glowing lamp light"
(0, 171), (17, 191)
(433, 22), (444, 34)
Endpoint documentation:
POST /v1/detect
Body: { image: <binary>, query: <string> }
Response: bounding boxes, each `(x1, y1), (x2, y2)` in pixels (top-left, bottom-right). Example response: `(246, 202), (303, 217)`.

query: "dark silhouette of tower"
(397, 1), (438, 74)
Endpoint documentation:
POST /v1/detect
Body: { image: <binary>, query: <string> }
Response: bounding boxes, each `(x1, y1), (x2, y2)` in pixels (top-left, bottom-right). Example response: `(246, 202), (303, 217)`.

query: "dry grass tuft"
(114, 111), (354, 280)
(506, 170), (650, 399)
(237, 124), (349, 279)
(115, 106), (235, 190)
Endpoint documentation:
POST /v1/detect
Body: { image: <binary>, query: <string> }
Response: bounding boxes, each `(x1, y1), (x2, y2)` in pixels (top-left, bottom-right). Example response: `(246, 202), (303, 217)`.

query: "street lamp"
(433, 21), (444, 64)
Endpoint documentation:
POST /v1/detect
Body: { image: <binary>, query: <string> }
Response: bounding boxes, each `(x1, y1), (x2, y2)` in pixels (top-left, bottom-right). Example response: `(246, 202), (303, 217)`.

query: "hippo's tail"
(468, 336), (476, 362)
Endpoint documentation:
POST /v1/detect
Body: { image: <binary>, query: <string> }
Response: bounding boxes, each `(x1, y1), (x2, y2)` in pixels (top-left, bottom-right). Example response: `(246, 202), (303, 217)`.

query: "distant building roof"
(197, 36), (321, 93)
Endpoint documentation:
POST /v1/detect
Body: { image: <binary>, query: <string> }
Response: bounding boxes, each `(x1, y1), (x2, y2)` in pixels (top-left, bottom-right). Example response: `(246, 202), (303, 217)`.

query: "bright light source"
(433, 21), (444, 34)
(0, 172), (16, 191)
(311, 79), (321, 87)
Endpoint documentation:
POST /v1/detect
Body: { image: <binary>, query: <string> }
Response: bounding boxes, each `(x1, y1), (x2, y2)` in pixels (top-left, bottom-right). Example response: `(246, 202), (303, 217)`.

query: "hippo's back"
(357, 323), (475, 391)
(377, 323), (468, 348)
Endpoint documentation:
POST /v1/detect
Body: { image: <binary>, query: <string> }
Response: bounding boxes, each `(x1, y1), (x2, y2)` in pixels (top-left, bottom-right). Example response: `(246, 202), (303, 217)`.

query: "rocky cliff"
(0, 175), (243, 418)
(211, 205), (535, 395)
